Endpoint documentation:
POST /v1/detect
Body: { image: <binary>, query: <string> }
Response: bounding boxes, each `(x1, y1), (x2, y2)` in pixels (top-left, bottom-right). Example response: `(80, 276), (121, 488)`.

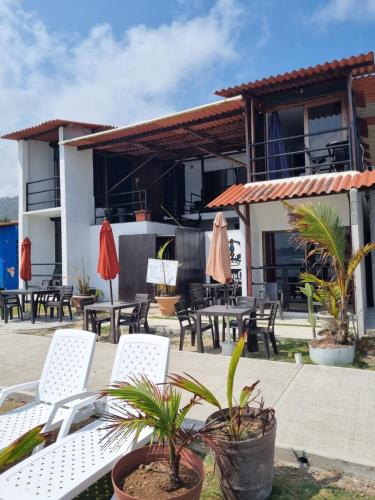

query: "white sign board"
(146, 258), (178, 286)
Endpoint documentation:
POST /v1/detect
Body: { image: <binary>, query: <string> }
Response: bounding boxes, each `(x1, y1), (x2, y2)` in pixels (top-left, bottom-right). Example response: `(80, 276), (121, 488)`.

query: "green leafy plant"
(156, 239), (177, 297)
(0, 425), (46, 472)
(101, 377), (198, 490)
(300, 283), (317, 339)
(170, 337), (274, 442)
(285, 201), (375, 344)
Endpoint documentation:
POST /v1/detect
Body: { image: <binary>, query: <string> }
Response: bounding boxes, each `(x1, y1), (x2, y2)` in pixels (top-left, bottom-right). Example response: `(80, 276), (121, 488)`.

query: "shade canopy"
(20, 237), (32, 282)
(97, 220), (120, 281)
(206, 212), (232, 284)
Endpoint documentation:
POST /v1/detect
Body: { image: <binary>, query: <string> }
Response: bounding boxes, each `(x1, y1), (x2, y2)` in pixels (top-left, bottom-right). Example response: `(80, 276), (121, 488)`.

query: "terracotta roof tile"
(216, 52), (374, 97)
(207, 171), (375, 208)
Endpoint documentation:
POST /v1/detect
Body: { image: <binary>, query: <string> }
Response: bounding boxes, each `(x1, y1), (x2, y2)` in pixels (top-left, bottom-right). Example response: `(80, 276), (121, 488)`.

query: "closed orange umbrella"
(206, 212), (232, 284)
(20, 237), (32, 288)
(97, 219), (120, 304)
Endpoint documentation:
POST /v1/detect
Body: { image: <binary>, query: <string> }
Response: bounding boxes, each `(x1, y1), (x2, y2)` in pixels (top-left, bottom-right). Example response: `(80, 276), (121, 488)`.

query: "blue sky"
(0, 0), (373, 195)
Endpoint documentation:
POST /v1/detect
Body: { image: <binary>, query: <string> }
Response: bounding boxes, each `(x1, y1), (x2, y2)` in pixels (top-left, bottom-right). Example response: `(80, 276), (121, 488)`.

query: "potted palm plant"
(284, 201), (375, 366)
(170, 336), (276, 500)
(102, 377), (204, 500)
(154, 240), (181, 316)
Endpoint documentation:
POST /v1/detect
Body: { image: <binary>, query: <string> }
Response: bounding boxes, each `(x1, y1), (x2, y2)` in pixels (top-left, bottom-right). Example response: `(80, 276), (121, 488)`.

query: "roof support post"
(244, 204), (253, 296)
(347, 71), (357, 170)
(244, 96), (252, 182)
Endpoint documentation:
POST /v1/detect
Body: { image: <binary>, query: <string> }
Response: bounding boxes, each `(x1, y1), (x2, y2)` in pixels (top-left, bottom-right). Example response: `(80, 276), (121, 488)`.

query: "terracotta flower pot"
(112, 445), (204, 500)
(155, 295), (181, 316)
(134, 210), (151, 222)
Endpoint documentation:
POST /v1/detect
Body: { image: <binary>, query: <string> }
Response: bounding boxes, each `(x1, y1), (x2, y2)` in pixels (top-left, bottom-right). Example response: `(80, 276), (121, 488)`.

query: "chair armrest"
(0, 380), (39, 406)
(52, 393), (107, 440)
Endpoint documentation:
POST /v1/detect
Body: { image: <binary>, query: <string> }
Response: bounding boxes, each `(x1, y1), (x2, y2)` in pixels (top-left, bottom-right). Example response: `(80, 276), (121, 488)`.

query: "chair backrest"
(264, 282), (278, 300)
(60, 285), (73, 294)
(134, 293), (149, 302)
(107, 334), (170, 413)
(267, 304), (278, 330)
(79, 297), (95, 312)
(137, 300), (150, 325)
(175, 300), (192, 327)
(38, 329), (97, 404)
(189, 283), (205, 309)
(236, 296), (256, 308)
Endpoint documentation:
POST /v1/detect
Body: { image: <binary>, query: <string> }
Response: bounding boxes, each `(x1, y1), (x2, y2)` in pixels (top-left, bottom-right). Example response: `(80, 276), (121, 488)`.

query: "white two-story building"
(3, 52), (375, 334)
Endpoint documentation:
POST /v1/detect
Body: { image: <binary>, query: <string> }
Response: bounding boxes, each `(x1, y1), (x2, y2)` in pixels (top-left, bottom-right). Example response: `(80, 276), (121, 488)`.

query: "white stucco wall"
(240, 193), (351, 296)
(88, 221), (177, 301)
(59, 126), (94, 288)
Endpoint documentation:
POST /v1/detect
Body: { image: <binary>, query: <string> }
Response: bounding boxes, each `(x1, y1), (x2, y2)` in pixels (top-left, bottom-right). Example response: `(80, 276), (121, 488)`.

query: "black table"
(83, 301), (137, 343)
(193, 304), (256, 353)
(0, 288), (49, 323)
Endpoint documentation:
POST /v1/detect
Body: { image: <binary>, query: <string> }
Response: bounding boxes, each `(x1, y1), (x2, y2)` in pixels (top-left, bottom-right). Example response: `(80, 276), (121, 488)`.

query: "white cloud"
(311, 0), (375, 26)
(0, 0), (243, 196)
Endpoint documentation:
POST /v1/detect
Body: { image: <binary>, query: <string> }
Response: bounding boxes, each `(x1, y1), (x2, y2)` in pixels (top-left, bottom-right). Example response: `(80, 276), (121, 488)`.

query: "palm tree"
(101, 377), (197, 490)
(284, 201), (375, 344)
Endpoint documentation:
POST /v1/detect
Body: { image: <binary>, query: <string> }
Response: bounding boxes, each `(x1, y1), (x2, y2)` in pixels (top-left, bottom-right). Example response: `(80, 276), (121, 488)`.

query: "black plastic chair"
(229, 296), (257, 341)
(0, 293), (23, 323)
(118, 300), (151, 334)
(117, 293), (150, 325)
(175, 300), (214, 351)
(80, 296), (110, 338)
(258, 283), (283, 319)
(247, 303), (279, 359)
(189, 283), (211, 311)
(45, 286), (73, 322)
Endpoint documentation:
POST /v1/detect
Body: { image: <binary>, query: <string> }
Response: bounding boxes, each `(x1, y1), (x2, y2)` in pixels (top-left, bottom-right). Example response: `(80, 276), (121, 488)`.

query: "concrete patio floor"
(1, 328), (375, 480)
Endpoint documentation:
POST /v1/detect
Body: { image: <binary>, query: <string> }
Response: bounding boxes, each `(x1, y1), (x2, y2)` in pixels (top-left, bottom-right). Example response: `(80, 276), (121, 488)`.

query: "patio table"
(0, 288), (49, 324)
(193, 304), (256, 353)
(202, 283), (226, 305)
(83, 301), (137, 344)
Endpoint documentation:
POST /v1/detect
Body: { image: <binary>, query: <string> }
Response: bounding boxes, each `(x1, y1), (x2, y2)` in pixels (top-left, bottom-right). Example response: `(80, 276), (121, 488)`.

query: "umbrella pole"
(109, 280), (113, 305)
(25, 280), (28, 290)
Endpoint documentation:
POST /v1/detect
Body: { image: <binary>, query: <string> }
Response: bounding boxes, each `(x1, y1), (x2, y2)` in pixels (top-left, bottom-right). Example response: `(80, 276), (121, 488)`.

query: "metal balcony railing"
(26, 176), (60, 211)
(248, 126), (353, 182)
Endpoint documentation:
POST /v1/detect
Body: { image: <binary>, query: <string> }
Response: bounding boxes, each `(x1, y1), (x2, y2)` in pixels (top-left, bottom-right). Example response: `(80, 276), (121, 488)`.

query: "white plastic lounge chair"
(0, 333), (170, 500)
(0, 329), (97, 450)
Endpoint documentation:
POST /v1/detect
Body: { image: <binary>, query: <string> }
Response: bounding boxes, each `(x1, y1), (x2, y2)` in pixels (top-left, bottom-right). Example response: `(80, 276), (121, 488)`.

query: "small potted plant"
(72, 259), (96, 311)
(101, 377), (204, 500)
(134, 177), (151, 222)
(284, 201), (375, 366)
(170, 336), (276, 500)
(154, 240), (181, 316)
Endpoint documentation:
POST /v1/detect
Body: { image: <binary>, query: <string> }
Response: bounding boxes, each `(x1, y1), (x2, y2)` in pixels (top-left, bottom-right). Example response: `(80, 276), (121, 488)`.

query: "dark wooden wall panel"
(176, 228), (205, 301)
(118, 234), (156, 301)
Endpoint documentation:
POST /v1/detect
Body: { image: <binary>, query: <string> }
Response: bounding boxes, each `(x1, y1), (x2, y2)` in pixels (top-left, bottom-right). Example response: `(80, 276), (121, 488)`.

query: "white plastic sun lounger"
(0, 333), (170, 500)
(0, 329), (97, 451)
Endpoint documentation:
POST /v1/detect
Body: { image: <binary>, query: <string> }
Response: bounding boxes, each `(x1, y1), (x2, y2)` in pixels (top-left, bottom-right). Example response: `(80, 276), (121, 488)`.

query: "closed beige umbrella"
(206, 212), (232, 284)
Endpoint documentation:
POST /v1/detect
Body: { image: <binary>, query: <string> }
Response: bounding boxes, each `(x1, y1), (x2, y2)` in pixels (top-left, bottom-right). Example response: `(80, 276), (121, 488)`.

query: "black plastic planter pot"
(207, 409), (277, 500)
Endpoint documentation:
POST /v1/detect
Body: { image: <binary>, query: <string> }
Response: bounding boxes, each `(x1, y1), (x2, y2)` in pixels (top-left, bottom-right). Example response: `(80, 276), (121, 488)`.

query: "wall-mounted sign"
(146, 258), (178, 286)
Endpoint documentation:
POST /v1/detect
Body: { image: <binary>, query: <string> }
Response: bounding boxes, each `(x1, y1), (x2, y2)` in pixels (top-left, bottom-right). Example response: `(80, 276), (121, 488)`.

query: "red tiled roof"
(216, 52), (374, 98)
(2, 119), (114, 142)
(207, 171), (375, 208)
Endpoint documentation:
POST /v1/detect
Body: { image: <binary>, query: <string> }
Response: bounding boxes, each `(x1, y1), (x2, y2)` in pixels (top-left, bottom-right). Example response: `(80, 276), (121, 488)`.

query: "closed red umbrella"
(97, 219), (120, 304)
(20, 237), (32, 288)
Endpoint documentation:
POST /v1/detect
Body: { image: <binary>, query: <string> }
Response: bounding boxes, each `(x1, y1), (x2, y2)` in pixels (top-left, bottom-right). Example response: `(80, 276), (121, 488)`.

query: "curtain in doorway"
(268, 111), (289, 180)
